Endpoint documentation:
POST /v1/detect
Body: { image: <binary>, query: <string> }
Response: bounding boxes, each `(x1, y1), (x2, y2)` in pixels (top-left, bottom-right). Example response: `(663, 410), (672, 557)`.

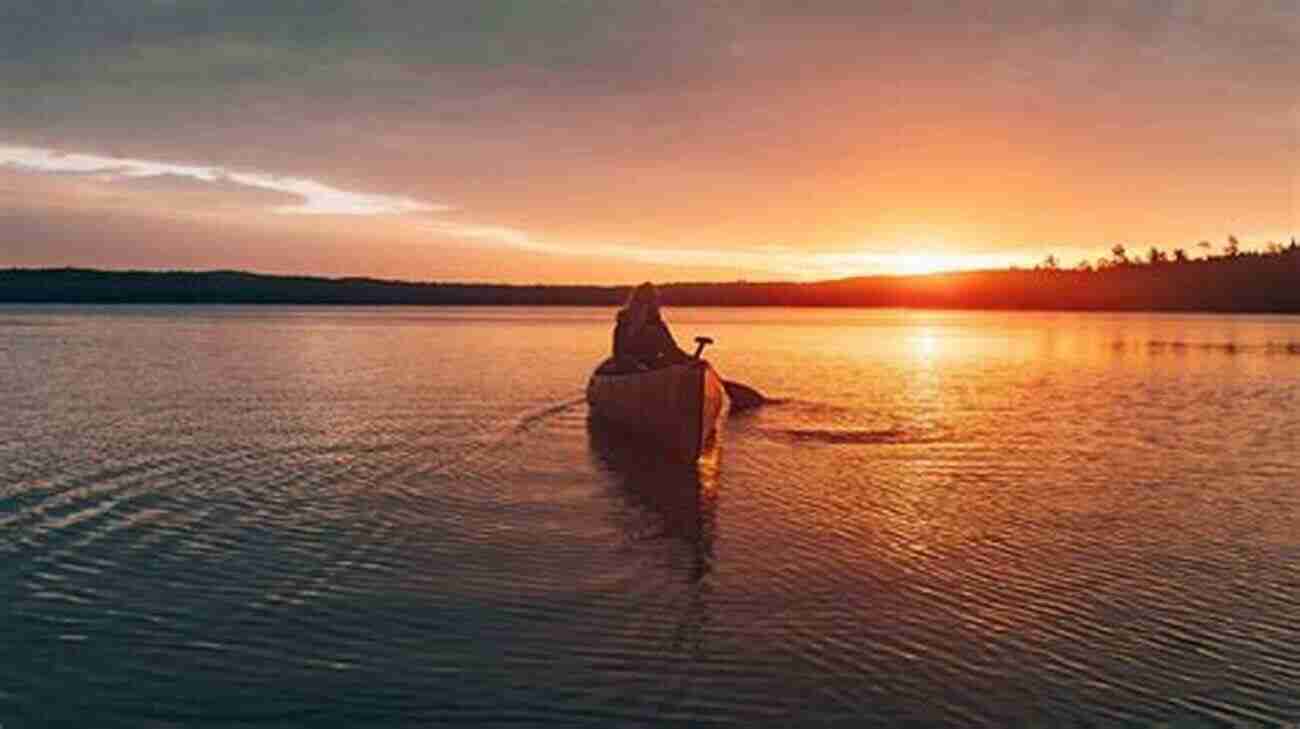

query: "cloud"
(422, 221), (1028, 279)
(4, 143), (913, 278)
(0, 144), (442, 215)
(3, 143), (911, 277)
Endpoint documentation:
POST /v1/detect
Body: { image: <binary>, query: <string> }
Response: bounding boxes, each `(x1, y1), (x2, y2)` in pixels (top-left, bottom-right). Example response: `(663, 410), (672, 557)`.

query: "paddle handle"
(692, 336), (714, 358)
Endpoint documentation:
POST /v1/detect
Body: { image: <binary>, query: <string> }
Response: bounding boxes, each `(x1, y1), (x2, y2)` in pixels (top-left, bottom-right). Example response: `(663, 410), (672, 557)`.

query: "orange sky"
(1, 2), (1296, 283)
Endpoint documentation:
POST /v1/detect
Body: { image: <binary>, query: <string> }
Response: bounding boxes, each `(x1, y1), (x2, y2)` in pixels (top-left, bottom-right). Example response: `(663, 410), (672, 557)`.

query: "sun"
(812, 236), (1024, 279)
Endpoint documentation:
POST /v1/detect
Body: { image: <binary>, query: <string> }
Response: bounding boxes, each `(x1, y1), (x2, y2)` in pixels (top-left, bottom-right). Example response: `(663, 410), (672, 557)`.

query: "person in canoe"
(598, 282), (768, 409)
(612, 282), (693, 371)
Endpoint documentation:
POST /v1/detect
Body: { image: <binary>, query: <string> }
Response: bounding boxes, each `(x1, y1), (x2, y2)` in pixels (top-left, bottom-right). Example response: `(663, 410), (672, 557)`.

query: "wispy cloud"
(421, 221), (1027, 279)
(3, 143), (1035, 278)
(0, 144), (442, 216)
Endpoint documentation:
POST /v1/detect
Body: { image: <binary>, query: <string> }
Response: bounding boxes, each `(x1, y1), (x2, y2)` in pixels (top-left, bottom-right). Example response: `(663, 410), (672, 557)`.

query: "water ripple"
(2, 307), (1299, 727)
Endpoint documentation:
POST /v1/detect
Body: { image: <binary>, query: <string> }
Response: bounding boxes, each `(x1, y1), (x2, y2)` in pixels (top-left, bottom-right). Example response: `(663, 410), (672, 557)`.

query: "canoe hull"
(586, 360), (727, 463)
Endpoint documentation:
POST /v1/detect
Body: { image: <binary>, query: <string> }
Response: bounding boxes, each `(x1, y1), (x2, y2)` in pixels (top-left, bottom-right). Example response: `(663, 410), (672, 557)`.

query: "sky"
(1, 1), (1297, 283)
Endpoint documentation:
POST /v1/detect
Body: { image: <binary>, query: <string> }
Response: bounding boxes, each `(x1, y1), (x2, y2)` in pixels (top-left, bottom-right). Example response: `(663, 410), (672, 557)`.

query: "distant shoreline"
(3, 256), (1300, 313)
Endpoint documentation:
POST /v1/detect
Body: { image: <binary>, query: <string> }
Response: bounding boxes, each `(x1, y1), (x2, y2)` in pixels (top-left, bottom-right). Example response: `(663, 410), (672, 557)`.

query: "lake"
(2, 306), (1298, 727)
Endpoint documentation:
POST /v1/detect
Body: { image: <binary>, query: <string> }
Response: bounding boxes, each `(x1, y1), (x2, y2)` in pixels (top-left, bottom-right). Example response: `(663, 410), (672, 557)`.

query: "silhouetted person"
(612, 282), (691, 370)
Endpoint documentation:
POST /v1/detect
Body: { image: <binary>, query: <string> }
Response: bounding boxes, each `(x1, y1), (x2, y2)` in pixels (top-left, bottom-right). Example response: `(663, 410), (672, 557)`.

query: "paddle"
(722, 379), (766, 411)
(693, 336), (767, 411)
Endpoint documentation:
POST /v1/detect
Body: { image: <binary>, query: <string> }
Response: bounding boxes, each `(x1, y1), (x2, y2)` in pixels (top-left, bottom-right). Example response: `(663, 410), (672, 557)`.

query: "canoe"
(586, 359), (728, 463)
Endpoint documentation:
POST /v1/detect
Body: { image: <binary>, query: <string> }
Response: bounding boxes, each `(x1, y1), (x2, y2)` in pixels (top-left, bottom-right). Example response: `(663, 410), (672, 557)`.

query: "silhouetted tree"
(1225, 235), (1241, 257)
(1111, 244), (1129, 266)
(1039, 254), (1060, 270)
(1075, 259), (1094, 272)
(1147, 247), (1168, 265)
(1172, 248), (1189, 263)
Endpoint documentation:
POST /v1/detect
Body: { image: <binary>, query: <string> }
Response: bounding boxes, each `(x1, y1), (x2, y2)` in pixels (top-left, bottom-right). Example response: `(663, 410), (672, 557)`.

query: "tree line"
(3, 235), (1299, 312)
(1036, 235), (1300, 272)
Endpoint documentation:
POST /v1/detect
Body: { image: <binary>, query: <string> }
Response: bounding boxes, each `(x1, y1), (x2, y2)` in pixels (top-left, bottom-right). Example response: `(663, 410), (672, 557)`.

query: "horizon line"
(1, 263), (1042, 289)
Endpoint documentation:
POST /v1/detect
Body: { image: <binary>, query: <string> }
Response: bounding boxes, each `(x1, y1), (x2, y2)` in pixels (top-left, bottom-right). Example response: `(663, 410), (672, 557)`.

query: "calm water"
(2, 306), (1299, 727)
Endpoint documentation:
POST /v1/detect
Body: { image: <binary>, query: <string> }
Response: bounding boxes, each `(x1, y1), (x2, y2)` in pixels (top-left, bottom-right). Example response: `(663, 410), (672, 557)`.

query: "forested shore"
(3, 239), (1299, 312)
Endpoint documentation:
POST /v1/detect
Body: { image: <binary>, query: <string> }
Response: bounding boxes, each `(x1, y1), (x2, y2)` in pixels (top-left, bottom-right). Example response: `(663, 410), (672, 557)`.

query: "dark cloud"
(0, 1), (737, 135)
(4, 1), (1294, 131)
(0, 2), (691, 91)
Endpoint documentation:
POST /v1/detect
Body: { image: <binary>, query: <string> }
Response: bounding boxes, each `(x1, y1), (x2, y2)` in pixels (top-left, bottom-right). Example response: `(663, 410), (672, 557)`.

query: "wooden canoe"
(586, 360), (728, 463)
